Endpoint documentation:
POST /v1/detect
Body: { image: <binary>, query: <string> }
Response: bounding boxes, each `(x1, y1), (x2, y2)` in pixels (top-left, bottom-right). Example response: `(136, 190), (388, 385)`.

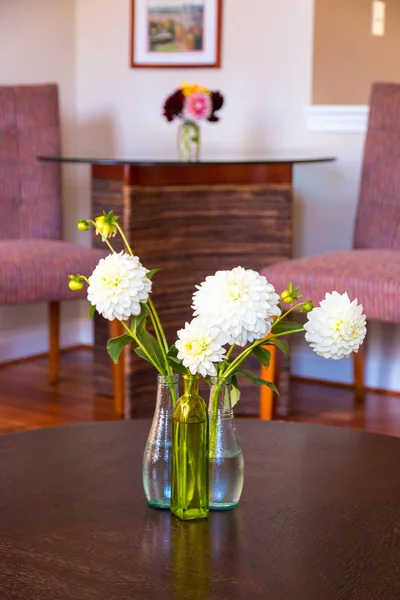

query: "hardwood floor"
(0, 349), (118, 435)
(1, 348), (400, 437)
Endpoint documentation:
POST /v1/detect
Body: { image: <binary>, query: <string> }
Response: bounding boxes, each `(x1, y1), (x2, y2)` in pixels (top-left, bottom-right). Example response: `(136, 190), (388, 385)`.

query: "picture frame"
(130, 0), (222, 68)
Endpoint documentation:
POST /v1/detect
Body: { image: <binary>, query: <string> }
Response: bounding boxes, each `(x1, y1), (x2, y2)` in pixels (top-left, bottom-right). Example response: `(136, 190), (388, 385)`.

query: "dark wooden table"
(1, 421), (400, 599)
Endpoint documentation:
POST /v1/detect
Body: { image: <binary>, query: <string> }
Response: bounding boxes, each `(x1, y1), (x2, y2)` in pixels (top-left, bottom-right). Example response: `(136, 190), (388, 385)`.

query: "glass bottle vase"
(177, 119), (200, 162)
(208, 376), (244, 510)
(171, 374), (209, 520)
(142, 374), (179, 509)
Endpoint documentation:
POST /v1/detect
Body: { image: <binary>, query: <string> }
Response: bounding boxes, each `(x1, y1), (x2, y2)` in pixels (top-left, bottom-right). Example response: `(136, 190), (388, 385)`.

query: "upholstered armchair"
(0, 85), (121, 411)
(263, 83), (400, 415)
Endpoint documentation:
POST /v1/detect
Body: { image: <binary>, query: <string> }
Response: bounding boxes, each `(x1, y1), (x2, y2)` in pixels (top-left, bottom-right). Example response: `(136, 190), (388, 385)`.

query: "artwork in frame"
(130, 0), (222, 68)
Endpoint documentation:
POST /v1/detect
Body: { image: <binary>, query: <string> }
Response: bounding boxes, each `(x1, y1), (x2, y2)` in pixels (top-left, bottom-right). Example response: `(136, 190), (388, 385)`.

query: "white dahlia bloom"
(304, 291), (367, 360)
(176, 318), (228, 377)
(192, 266), (281, 347)
(87, 251), (152, 321)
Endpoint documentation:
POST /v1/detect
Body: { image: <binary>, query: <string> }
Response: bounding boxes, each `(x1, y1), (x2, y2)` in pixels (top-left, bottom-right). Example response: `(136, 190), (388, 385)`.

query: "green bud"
(280, 290), (295, 304)
(69, 280), (84, 291)
(68, 274), (84, 292)
(302, 300), (314, 313)
(77, 219), (89, 231)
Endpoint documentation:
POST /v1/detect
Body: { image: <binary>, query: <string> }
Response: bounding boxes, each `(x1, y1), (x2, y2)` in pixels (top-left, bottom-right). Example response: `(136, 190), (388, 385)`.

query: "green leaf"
(237, 369), (279, 395)
(106, 334), (132, 364)
(130, 307), (147, 335)
(167, 344), (179, 359)
(139, 330), (164, 371)
(268, 339), (289, 359)
(147, 268), (162, 280)
(253, 346), (271, 368)
(231, 387), (241, 408)
(88, 305), (96, 319)
(271, 321), (304, 335)
(167, 356), (188, 374)
(134, 346), (155, 367)
(231, 375), (241, 407)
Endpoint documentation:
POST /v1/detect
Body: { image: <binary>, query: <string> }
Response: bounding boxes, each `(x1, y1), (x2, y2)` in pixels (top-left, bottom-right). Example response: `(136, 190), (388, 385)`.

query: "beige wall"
(313, 0), (400, 104)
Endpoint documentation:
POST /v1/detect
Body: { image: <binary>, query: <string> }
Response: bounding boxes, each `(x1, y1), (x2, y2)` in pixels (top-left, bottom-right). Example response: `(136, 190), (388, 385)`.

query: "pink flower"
(184, 92), (212, 121)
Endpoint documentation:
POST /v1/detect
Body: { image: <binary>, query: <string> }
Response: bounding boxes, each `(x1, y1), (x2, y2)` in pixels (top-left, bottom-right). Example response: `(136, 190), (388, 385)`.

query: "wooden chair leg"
(353, 344), (365, 404)
(260, 344), (278, 420)
(48, 301), (60, 385)
(109, 319), (125, 418)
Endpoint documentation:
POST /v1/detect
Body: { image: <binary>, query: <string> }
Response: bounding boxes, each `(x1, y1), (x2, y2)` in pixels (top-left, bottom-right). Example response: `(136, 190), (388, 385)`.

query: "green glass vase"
(171, 375), (209, 520)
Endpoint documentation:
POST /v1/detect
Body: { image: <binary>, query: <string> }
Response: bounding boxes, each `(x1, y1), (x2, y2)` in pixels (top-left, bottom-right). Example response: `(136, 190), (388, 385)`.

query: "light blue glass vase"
(208, 376), (244, 510)
(142, 374), (179, 509)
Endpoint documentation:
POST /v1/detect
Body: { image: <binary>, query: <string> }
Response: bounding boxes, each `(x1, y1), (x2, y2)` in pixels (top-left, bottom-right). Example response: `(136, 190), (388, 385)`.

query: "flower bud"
(302, 300), (314, 313)
(95, 211), (118, 241)
(77, 219), (89, 231)
(280, 290), (295, 304)
(69, 279), (84, 291)
(68, 274), (84, 292)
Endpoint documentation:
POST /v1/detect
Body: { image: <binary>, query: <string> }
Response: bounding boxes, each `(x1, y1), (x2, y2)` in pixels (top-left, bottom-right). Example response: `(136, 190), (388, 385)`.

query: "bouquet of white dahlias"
(69, 211), (367, 409)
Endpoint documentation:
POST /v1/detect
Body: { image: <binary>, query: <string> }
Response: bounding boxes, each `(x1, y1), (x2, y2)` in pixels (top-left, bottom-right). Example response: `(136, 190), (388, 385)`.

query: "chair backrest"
(354, 83), (400, 250)
(0, 84), (62, 240)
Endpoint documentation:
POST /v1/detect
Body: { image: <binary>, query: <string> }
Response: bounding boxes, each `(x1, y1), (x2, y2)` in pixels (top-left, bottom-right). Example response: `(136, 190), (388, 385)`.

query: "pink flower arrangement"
(163, 83), (224, 123)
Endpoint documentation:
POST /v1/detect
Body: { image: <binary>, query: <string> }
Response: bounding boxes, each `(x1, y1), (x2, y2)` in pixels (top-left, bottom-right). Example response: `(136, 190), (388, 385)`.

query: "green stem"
(145, 304), (177, 406)
(223, 326), (306, 380)
(273, 302), (305, 326)
(120, 320), (164, 375)
(225, 344), (236, 361)
(115, 222), (134, 256)
(148, 298), (169, 353)
(269, 328), (305, 340)
(223, 347), (254, 379)
(145, 305), (167, 363)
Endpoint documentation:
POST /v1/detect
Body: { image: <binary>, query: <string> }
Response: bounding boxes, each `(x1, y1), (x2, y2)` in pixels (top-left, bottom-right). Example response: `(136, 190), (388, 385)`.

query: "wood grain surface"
(92, 181), (292, 418)
(1, 420), (400, 599)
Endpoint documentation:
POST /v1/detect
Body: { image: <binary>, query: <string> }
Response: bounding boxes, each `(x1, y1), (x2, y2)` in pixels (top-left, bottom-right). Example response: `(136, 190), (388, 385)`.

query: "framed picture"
(130, 0), (222, 68)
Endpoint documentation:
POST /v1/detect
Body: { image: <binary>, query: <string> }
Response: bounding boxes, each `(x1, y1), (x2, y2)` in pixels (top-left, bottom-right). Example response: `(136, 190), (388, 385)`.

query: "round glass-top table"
(0, 420), (399, 599)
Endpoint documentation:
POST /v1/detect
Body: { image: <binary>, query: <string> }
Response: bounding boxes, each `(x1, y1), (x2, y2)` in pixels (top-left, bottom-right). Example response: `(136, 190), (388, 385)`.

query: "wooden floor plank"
(1, 348), (400, 437)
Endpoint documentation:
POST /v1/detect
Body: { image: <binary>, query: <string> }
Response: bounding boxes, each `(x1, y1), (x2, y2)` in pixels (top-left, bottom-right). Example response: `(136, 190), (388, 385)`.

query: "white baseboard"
(0, 318), (93, 363)
(305, 105), (369, 133)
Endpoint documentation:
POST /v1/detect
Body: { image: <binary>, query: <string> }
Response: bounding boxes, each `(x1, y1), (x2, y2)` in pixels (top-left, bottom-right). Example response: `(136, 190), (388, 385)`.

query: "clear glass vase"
(208, 376), (244, 510)
(142, 374), (179, 509)
(171, 375), (209, 520)
(177, 119), (200, 162)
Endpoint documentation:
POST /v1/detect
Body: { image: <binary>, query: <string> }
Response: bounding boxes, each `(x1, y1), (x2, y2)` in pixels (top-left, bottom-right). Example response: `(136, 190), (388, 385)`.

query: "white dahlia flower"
(304, 291), (367, 360)
(87, 251), (152, 321)
(175, 318), (228, 377)
(192, 267), (281, 346)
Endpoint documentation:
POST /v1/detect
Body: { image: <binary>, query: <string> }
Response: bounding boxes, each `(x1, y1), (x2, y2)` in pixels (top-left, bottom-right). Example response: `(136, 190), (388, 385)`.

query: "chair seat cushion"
(262, 249), (400, 322)
(0, 239), (107, 304)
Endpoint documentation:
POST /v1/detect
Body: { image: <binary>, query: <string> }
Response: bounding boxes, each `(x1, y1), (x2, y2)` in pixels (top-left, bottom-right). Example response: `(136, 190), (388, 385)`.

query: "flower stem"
(120, 319), (164, 375)
(222, 328), (304, 380)
(269, 328), (305, 340)
(225, 344), (236, 361)
(148, 298), (169, 353)
(115, 222), (134, 256)
(223, 346), (254, 379)
(273, 302), (305, 326)
(145, 304), (177, 406)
